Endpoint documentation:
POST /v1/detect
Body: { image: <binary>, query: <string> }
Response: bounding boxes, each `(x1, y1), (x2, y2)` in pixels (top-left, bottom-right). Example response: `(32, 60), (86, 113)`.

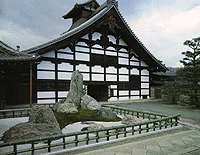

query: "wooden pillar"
(30, 63), (33, 107)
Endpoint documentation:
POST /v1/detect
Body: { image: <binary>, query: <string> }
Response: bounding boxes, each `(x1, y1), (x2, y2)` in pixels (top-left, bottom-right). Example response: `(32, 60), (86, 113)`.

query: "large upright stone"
(65, 70), (84, 108)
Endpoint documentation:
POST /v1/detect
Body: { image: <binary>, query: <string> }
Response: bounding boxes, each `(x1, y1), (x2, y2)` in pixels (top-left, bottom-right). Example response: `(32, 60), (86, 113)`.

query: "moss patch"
(54, 109), (121, 130)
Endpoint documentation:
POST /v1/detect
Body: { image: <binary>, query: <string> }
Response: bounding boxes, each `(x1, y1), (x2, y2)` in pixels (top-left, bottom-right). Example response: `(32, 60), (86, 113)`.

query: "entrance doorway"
(88, 85), (108, 101)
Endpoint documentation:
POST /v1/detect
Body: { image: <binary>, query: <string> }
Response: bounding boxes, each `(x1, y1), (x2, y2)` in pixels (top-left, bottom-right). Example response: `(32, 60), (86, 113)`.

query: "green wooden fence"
(0, 104), (181, 155)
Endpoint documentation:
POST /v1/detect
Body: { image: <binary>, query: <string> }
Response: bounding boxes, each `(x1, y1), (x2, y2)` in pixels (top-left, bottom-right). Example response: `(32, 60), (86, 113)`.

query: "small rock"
(121, 115), (149, 124)
(98, 107), (118, 119)
(57, 101), (78, 114)
(81, 94), (100, 110)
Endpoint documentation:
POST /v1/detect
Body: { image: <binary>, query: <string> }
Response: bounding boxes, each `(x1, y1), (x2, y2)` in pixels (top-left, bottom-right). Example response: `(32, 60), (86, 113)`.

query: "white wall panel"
(119, 52), (128, 58)
(92, 74), (104, 81)
(111, 85), (117, 89)
(119, 91), (129, 95)
(141, 69), (149, 75)
(37, 99), (55, 104)
(131, 96), (140, 100)
(82, 73), (89, 81)
(92, 65), (104, 73)
(108, 35), (116, 44)
(76, 53), (89, 61)
(130, 61), (139, 66)
(119, 75), (129, 81)
(106, 51), (117, 56)
(37, 61), (55, 70)
(141, 83), (149, 88)
(58, 47), (72, 53)
(58, 63), (73, 71)
(141, 89), (149, 95)
(118, 97), (129, 100)
(76, 64), (89, 72)
(131, 90), (139, 95)
(141, 60), (148, 67)
(42, 51), (55, 58)
(76, 46), (89, 53)
(119, 58), (129, 65)
(119, 48), (128, 52)
(114, 90), (117, 96)
(131, 68), (139, 75)
(106, 75), (117, 81)
(119, 68), (128, 74)
(106, 67), (117, 73)
(91, 47), (104, 54)
(58, 91), (68, 98)
(37, 91), (55, 98)
(108, 97), (117, 101)
(58, 72), (72, 80)
(57, 53), (73, 59)
(141, 76), (149, 82)
(76, 41), (88, 46)
(37, 71), (55, 79)
(81, 34), (89, 40)
(92, 32), (101, 41)
(119, 39), (128, 46)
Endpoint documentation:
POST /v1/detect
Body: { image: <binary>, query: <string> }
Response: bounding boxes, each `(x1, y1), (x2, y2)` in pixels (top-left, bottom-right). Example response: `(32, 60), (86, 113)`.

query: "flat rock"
(121, 115), (149, 124)
(81, 94), (100, 110)
(57, 101), (78, 114)
(98, 107), (118, 120)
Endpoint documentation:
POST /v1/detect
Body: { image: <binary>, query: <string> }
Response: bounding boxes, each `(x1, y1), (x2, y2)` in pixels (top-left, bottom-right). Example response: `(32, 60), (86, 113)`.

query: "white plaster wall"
(131, 96), (140, 100)
(42, 51), (55, 58)
(106, 51), (117, 56)
(92, 65), (104, 73)
(119, 48), (128, 52)
(58, 47), (73, 53)
(106, 75), (117, 81)
(76, 46), (89, 53)
(81, 34), (89, 40)
(119, 57), (129, 65)
(37, 99), (55, 104)
(58, 63), (73, 71)
(108, 97), (117, 101)
(37, 71), (55, 79)
(75, 53), (89, 61)
(58, 91), (68, 98)
(119, 75), (129, 81)
(111, 85), (117, 89)
(107, 35), (116, 44)
(37, 91), (55, 98)
(141, 89), (149, 95)
(119, 38), (128, 46)
(131, 68), (139, 75)
(118, 52), (128, 58)
(141, 69), (149, 75)
(37, 61), (55, 70)
(141, 76), (149, 82)
(114, 90), (117, 96)
(92, 74), (104, 81)
(106, 66), (117, 73)
(141, 83), (149, 88)
(58, 72), (72, 80)
(82, 73), (89, 81)
(119, 90), (129, 95)
(57, 53), (73, 60)
(141, 60), (148, 67)
(92, 32), (101, 41)
(119, 68), (128, 74)
(76, 64), (89, 72)
(130, 61), (139, 66)
(118, 97), (129, 100)
(131, 90), (139, 95)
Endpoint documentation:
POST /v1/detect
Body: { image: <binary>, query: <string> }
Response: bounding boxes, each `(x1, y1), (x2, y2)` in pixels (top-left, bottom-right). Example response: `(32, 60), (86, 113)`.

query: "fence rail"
(0, 108), (31, 119)
(0, 104), (181, 155)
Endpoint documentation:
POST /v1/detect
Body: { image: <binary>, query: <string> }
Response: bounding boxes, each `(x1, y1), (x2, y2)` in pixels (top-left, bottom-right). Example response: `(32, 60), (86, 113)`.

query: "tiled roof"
(0, 41), (39, 61)
(153, 71), (176, 76)
(22, 0), (167, 71)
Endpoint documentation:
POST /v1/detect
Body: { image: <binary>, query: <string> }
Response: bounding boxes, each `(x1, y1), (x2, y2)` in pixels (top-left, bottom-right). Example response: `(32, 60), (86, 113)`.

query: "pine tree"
(180, 37), (200, 107)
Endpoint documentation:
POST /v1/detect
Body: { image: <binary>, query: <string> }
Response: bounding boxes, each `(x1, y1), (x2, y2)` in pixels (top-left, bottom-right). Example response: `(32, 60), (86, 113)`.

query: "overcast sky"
(0, 0), (200, 67)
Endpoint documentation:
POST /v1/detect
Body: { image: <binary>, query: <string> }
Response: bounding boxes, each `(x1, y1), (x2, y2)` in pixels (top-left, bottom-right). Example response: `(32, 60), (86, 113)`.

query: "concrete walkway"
(47, 126), (200, 155)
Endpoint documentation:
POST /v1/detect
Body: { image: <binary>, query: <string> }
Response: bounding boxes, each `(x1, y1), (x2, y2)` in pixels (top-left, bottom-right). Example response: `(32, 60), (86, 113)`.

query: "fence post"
(48, 139), (51, 152)
(63, 137), (65, 149)
(31, 142), (34, 155)
(14, 144), (17, 155)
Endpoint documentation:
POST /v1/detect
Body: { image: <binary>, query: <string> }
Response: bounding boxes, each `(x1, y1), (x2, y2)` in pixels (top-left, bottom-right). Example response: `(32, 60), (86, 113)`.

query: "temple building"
(1, 0), (169, 107)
